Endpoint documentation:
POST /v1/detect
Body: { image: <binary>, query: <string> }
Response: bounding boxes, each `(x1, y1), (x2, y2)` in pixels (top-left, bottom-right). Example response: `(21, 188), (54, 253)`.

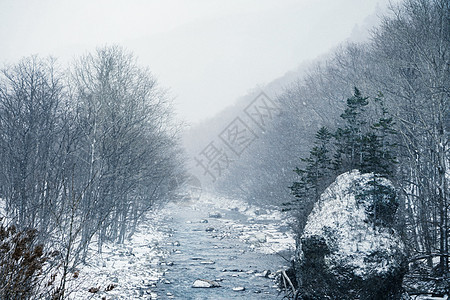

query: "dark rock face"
(296, 170), (408, 300)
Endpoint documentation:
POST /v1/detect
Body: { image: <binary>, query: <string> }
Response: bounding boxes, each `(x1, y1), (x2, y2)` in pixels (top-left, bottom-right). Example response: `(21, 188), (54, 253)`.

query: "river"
(153, 196), (294, 299)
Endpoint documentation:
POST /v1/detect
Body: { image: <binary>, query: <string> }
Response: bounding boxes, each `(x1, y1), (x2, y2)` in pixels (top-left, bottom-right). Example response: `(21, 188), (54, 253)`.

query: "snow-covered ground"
(411, 296), (449, 300)
(67, 210), (168, 299)
(63, 194), (294, 299)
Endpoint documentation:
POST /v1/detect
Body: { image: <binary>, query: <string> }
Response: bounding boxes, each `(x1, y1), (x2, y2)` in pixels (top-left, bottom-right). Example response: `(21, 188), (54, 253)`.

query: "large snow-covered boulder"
(296, 170), (407, 299)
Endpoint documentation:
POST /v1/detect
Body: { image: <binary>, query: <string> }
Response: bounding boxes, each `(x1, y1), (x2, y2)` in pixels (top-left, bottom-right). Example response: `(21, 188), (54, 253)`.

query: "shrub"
(0, 222), (48, 299)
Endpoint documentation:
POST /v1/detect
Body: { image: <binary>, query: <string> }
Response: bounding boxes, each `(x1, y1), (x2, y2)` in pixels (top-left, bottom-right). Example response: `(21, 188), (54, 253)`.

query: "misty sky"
(0, 0), (390, 124)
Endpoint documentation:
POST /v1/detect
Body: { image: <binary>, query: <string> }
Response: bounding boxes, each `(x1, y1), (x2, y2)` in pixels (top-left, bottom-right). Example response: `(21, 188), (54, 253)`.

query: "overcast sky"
(0, 0), (389, 124)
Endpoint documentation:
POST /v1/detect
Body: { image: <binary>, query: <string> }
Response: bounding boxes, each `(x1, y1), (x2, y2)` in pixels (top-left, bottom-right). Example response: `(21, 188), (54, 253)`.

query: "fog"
(0, 1), (447, 298)
(0, 0), (389, 124)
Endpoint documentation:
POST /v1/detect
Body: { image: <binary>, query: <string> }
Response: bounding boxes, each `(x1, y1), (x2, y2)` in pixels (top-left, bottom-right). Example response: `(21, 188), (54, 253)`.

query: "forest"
(0, 0), (448, 299)
(0, 47), (184, 298)
(213, 0), (449, 297)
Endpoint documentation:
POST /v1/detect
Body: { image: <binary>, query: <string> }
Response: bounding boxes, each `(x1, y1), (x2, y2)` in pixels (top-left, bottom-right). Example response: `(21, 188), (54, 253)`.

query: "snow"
(303, 170), (405, 278)
(192, 279), (221, 288)
(195, 193), (295, 254)
(0, 198), (5, 218)
(197, 193), (285, 221)
(412, 296), (449, 300)
(0, 192), (294, 298)
(59, 193), (294, 298)
(66, 210), (167, 299)
(0, 197), (168, 299)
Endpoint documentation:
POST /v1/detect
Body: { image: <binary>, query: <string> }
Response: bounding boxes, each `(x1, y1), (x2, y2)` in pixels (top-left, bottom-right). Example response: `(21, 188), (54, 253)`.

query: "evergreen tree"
(361, 93), (397, 177)
(290, 167), (309, 200)
(305, 127), (333, 199)
(359, 94), (399, 228)
(291, 126), (332, 200)
(290, 126), (333, 231)
(291, 89), (399, 233)
(333, 87), (369, 172)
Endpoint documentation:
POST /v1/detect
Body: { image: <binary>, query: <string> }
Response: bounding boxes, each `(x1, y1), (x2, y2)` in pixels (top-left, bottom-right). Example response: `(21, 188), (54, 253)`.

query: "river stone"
(255, 209), (267, 216)
(296, 170), (407, 300)
(255, 233), (267, 243)
(111, 276), (119, 283)
(192, 279), (221, 288)
(247, 233), (266, 243)
(222, 268), (243, 272)
(208, 212), (222, 218)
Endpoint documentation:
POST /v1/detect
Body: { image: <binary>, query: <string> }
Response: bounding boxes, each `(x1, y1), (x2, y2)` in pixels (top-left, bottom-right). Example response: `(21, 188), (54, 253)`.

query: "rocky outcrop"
(296, 170), (408, 300)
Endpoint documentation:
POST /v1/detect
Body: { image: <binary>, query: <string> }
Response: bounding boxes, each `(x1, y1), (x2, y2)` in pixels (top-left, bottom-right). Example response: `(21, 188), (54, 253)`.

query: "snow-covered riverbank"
(67, 210), (167, 299)
(68, 194), (295, 299)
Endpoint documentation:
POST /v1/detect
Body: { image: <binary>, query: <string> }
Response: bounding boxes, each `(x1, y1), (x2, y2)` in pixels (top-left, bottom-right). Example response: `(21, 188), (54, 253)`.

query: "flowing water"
(153, 198), (294, 299)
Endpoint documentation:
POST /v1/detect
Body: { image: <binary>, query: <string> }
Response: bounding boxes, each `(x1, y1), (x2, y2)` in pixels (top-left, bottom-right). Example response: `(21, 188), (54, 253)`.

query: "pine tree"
(334, 87), (369, 172)
(291, 89), (399, 233)
(363, 93), (397, 177)
(290, 127), (333, 231)
(359, 93), (398, 228)
(305, 127), (333, 199)
(290, 167), (308, 199)
(291, 126), (332, 200)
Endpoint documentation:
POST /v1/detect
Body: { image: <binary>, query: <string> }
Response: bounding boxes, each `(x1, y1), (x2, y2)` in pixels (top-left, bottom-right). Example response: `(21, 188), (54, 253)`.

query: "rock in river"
(251, 233), (267, 243)
(254, 209), (267, 216)
(208, 212), (222, 218)
(296, 170), (407, 300)
(192, 279), (221, 288)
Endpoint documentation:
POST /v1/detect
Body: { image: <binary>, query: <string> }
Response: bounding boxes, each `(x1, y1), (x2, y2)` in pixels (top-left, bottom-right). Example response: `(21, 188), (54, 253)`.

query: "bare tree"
(371, 0), (449, 273)
(0, 56), (70, 235)
(71, 46), (183, 252)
